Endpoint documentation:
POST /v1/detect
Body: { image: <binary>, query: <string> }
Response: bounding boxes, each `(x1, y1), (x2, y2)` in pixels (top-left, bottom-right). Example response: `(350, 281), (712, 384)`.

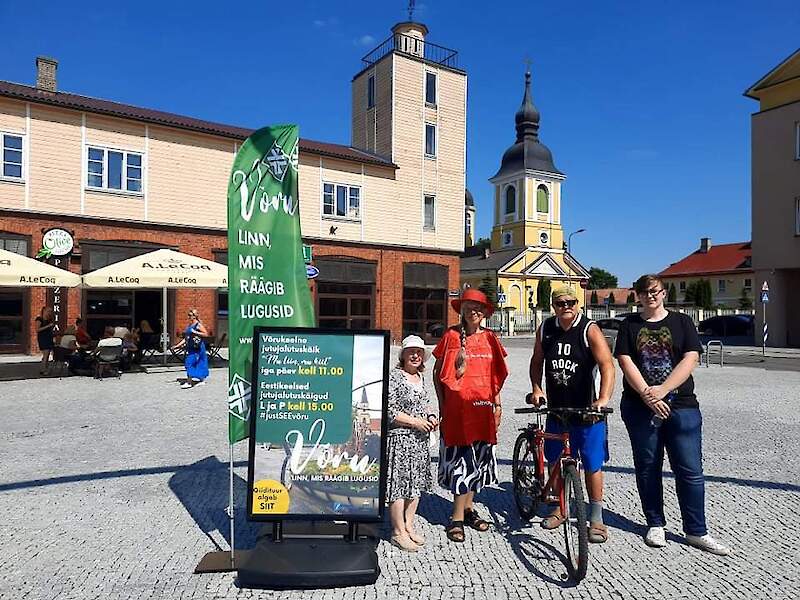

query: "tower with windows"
(351, 21), (467, 249)
(489, 68), (565, 252)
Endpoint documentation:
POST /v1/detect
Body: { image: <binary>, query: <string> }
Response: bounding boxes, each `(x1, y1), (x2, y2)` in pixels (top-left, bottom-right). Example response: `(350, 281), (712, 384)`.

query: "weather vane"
(408, 0), (416, 21)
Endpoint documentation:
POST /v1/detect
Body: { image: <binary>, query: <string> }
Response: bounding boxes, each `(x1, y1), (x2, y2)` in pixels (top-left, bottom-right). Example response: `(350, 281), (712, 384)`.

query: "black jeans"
(621, 399), (707, 536)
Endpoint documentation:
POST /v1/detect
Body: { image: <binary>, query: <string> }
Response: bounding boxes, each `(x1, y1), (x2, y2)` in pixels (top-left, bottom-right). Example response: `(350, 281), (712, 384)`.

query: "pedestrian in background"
(432, 288), (508, 543)
(615, 274), (730, 555)
(172, 308), (209, 389)
(385, 335), (437, 552)
(35, 306), (55, 375)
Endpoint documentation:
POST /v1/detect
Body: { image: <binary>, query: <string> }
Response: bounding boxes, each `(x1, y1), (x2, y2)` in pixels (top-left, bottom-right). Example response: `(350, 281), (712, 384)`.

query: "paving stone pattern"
(1, 349), (798, 599)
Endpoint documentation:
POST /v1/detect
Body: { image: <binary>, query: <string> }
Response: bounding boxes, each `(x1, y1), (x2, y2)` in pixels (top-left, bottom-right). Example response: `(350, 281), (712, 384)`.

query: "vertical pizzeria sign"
(37, 228), (74, 334)
(227, 125), (316, 444)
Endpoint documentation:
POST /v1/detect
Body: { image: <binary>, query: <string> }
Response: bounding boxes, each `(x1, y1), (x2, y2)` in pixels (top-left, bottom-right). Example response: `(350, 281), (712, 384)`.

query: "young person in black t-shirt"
(529, 286), (615, 543)
(615, 274), (730, 556)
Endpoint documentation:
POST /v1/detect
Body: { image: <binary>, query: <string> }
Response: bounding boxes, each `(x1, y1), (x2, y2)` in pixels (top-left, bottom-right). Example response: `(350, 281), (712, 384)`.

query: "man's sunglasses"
(553, 299), (578, 308)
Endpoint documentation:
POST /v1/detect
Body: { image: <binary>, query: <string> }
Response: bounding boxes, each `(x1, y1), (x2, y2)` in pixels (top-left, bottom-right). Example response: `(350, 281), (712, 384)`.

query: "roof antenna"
(408, 0), (416, 21)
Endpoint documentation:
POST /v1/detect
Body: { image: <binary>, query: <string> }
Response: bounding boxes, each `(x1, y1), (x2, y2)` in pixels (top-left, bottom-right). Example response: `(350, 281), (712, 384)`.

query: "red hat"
(451, 288), (495, 318)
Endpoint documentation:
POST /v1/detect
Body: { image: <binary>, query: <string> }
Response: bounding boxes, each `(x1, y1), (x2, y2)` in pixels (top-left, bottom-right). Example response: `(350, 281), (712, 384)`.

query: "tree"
(475, 237), (490, 249)
(739, 287), (753, 310)
(478, 274), (497, 306)
(686, 279), (713, 309)
(590, 290), (599, 305)
(626, 291), (635, 305)
(667, 283), (677, 304)
(536, 279), (551, 309)
(608, 292), (616, 306)
(588, 267), (618, 290)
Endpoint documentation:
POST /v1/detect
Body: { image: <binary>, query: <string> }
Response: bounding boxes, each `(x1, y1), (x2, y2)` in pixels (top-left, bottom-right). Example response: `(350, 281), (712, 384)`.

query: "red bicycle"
(512, 395), (613, 581)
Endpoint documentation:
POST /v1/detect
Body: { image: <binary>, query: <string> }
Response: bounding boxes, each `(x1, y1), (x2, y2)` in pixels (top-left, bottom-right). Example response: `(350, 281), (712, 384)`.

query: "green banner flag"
(227, 124), (315, 444)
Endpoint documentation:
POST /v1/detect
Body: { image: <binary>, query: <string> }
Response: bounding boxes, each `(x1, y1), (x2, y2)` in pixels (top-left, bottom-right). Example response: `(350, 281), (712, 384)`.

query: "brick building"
(0, 21), (467, 353)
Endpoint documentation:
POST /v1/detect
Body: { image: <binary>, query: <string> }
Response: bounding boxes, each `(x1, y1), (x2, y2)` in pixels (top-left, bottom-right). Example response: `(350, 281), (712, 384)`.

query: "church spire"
(515, 68), (541, 143)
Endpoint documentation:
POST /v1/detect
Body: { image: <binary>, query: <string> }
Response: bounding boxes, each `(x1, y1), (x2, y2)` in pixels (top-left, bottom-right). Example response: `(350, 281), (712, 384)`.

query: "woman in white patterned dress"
(386, 335), (438, 552)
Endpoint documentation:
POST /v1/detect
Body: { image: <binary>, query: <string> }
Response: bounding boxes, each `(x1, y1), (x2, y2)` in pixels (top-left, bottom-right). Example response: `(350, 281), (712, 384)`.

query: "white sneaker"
(644, 526), (667, 548)
(685, 534), (731, 556)
(180, 382), (193, 389)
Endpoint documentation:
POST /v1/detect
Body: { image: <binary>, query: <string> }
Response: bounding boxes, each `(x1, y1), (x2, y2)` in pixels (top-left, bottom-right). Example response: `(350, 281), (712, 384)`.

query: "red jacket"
(433, 327), (508, 446)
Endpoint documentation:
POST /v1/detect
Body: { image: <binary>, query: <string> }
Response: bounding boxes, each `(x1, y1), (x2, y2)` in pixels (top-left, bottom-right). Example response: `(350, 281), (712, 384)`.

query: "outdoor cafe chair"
(51, 346), (72, 377)
(137, 332), (160, 363)
(207, 332), (227, 361)
(94, 345), (123, 380)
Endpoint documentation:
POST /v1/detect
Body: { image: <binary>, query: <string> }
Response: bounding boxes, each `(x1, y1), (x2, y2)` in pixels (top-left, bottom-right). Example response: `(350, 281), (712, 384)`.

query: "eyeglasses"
(462, 303), (486, 315)
(639, 288), (664, 298)
(553, 299), (578, 309)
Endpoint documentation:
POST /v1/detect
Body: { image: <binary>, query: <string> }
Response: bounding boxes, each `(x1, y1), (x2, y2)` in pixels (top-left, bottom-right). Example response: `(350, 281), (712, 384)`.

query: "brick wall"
(2, 213), (460, 352)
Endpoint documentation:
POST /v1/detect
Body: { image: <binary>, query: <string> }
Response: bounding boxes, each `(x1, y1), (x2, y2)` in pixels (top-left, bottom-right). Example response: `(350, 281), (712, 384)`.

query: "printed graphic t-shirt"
(614, 311), (703, 409)
(433, 328), (508, 446)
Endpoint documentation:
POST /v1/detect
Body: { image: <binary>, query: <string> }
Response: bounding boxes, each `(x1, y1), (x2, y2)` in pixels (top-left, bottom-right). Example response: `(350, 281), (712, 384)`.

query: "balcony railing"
(362, 33), (460, 70)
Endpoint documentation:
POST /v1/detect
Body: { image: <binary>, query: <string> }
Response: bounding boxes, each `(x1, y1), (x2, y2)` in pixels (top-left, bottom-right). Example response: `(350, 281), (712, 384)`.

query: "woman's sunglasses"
(553, 299), (578, 309)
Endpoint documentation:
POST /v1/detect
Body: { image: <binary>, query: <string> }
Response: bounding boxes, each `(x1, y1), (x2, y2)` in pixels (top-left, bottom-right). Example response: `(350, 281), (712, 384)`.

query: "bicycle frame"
(523, 413), (581, 514)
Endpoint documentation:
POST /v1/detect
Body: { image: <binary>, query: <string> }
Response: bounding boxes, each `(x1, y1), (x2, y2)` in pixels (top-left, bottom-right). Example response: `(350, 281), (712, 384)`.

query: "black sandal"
(464, 508), (490, 532)
(445, 520), (465, 542)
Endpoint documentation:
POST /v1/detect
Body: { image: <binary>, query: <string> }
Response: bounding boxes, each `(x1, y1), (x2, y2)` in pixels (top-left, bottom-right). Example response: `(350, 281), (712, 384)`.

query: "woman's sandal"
(445, 520), (465, 542)
(464, 508), (490, 532)
(540, 510), (566, 530)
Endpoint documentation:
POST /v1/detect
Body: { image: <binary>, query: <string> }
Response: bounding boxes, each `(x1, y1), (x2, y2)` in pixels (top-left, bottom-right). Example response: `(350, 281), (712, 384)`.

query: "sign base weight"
(237, 534), (380, 589)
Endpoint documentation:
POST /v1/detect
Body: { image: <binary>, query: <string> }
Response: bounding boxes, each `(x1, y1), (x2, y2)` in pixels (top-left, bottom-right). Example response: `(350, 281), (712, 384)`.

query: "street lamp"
(567, 228), (586, 254)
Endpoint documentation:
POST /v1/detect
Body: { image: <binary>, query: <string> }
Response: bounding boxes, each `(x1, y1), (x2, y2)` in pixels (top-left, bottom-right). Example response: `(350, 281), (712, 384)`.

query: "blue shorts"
(544, 416), (609, 473)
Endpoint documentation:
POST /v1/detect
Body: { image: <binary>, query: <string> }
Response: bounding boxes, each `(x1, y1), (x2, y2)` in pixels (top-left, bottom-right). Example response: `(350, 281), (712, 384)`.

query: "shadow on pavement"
(168, 455), (261, 552)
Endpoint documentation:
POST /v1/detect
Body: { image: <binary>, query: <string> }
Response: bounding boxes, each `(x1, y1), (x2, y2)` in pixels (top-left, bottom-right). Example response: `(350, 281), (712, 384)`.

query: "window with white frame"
(743, 278), (752, 291)
(425, 123), (436, 157)
(2, 133), (23, 179)
(425, 72), (437, 105)
(322, 182), (360, 219)
(367, 75), (375, 109)
(87, 147), (143, 193)
(423, 195), (435, 230)
(679, 281), (686, 292)
(718, 279), (726, 293)
(465, 211), (472, 239)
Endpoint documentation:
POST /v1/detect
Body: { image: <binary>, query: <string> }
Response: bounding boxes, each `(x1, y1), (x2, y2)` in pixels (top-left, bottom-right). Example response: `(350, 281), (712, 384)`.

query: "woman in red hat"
(432, 288), (508, 542)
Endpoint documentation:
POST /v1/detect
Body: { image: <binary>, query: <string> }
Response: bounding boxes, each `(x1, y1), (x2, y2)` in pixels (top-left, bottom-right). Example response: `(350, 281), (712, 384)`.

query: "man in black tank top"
(529, 286), (615, 543)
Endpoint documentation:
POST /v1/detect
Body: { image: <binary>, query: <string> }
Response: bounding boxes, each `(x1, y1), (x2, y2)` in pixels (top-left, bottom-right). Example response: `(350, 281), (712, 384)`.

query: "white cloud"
(313, 17), (339, 28)
(355, 34), (376, 47)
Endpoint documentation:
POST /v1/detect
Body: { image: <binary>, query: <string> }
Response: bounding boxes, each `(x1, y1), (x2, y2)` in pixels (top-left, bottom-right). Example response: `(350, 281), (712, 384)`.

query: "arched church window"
(537, 185), (549, 213)
(505, 186), (516, 215)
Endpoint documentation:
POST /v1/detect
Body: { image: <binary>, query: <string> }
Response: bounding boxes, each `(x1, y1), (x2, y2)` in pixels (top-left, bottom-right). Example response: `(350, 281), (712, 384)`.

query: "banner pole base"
(194, 550), (251, 574)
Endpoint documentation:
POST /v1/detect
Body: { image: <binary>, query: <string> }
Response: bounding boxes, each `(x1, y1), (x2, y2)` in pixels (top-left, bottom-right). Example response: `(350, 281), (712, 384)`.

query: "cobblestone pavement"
(1, 349), (798, 600)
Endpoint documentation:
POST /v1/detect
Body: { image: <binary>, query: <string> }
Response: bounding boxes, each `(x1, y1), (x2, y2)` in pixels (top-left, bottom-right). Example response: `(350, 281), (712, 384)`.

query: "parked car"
(697, 314), (754, 337)
(595, 313), (636, 352)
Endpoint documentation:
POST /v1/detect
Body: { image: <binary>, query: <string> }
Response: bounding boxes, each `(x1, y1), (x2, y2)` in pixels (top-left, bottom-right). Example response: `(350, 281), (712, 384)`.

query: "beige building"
(659, 238), (754, 308)
(745, 48), (800, 346)
(461, 69), (589, 313)
(0, 20), (466, 352)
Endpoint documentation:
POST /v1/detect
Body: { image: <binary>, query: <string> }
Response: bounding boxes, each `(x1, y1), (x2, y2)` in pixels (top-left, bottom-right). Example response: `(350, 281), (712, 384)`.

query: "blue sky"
(1, 1), (796, 285)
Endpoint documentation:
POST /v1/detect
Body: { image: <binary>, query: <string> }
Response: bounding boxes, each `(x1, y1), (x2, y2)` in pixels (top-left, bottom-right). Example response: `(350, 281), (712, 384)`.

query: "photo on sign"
(247, 327), (389, 522)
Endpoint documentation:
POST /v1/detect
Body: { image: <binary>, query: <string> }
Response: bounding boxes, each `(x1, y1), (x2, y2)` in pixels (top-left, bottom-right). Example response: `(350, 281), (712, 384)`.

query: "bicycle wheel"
(562, 463), (589, 581)
(512, 432), (541, 520)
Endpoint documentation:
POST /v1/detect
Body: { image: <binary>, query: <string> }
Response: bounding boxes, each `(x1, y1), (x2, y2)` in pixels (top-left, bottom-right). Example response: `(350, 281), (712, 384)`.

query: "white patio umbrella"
(81, 249), (227, 363)
(0, 248), (81, 288)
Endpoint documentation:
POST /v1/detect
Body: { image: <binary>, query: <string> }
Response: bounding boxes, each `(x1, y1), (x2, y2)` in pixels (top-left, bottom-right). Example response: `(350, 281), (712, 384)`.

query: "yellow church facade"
(461, 69), (589, 314)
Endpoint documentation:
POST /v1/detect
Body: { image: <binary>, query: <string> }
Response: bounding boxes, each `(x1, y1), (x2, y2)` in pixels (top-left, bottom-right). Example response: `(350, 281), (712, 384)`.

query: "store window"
(403, 262), (448, 341)
(81, 242), (165, 338)
(0, 233), (30, 353)
(315, 258), (376, 330)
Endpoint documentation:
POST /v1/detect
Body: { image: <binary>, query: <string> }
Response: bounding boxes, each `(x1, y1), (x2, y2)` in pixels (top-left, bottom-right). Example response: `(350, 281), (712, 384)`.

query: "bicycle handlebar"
(514, 406), (613, 415)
